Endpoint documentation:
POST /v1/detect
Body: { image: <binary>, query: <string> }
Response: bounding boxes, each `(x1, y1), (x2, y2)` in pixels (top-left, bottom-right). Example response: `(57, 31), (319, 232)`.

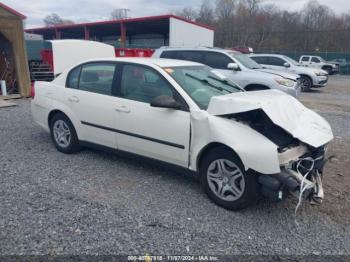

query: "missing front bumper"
(259, 151), (326, 204)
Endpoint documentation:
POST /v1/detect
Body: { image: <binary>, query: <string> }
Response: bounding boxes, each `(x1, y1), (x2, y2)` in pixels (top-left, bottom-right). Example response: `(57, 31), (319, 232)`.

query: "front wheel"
(200, 147), (260, 210)
(300, 76), (312, 92)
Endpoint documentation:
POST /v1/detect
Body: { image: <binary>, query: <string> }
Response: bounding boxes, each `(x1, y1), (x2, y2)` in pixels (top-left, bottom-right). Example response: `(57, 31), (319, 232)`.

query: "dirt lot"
(0, 76), (349, 257)
(299, 76), (350, 223)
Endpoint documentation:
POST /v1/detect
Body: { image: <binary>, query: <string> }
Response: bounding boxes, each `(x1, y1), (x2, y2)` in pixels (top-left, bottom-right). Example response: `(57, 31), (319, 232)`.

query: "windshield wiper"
(185, 73), (226, 93)
(207, 76), (242, 92)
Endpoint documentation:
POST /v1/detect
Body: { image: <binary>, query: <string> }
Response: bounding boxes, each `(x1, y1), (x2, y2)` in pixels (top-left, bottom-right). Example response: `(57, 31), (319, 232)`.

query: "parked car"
(329, 58), (349, 68)
(299, 55), (339, 75)
(152, 47), (301, 97)
(250, 54), (329, 92)
(31, 58), (333, 210)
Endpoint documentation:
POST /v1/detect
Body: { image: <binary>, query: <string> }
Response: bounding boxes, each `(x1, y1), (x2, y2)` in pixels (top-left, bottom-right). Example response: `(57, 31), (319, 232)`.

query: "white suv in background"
(299, 55), (339, 75)
(152, 47), (301, 97)
(250, 54), (329, 92)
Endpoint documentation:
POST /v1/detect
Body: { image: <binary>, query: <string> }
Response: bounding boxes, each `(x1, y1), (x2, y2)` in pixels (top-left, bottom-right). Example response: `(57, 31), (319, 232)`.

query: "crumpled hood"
(256, 68), (299, 80)
(207, 90), (333, 148)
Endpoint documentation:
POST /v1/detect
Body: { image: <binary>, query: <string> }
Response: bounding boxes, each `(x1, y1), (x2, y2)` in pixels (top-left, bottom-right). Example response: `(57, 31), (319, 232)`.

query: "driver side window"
(311, 57), (320, 63)
(119, 64), (173, 103)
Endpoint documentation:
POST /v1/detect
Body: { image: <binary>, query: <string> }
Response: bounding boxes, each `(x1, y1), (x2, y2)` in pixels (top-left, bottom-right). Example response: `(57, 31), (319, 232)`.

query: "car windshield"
(164, 66), (242, 110)
(227, 52), (262, 69)
(283, 56), (299, 66)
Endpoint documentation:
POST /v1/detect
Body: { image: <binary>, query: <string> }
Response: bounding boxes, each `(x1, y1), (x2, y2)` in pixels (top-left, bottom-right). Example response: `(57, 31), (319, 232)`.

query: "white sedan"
(31, 58), (333, 210)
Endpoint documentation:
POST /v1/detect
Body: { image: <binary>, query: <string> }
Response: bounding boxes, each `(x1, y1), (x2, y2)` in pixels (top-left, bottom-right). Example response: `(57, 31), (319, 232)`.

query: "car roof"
(250, 53), (285, 57)
(78, 57), (203, 68)
(157, 46), (239, 54)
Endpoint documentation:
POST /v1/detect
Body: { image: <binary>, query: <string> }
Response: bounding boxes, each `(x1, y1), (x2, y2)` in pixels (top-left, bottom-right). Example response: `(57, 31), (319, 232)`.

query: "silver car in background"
(250, 54), (328, 92)
(152, 47), (301, 97)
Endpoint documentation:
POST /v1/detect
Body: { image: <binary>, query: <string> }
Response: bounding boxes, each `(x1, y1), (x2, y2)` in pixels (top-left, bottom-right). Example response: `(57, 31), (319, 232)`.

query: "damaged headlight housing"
(275, 78), (295, 87)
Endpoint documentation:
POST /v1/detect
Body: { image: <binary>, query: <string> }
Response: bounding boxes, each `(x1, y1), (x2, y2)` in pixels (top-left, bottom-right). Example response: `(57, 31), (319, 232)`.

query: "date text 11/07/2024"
(127, 255), (219, 261)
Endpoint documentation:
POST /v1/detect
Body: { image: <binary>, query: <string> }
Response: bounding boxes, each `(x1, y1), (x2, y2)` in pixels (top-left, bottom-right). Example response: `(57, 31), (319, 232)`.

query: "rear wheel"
(200, 147), (259, 210)
(300, 76), (312, 92)
(50, 113), (80, 154)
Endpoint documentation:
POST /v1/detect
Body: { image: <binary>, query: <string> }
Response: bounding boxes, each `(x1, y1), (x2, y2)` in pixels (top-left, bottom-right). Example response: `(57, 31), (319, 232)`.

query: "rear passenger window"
(160, 51), (179, 59)
(268, 57), (285, 66)
(301, 56), (309, 62)
(78, 63), (116, 95)
(66, 66), (81, 89)
(204, 52), (232, 69)
(178, 51), (204, 63)
(251, 56), (268, 64)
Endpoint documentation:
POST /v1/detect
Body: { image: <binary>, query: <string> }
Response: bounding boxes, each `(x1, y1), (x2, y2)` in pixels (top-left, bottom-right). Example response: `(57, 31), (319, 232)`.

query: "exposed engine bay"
(228, 109), (298, 149)
(227, 109), (328, 206)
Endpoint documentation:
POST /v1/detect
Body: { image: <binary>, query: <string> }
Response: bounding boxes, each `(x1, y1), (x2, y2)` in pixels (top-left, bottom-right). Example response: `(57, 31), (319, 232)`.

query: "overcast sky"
(3, 0), (350, 29)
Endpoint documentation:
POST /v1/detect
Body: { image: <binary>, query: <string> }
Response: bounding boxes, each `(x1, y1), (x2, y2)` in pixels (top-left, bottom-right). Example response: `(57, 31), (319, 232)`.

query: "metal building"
(25, 15), (215, 49)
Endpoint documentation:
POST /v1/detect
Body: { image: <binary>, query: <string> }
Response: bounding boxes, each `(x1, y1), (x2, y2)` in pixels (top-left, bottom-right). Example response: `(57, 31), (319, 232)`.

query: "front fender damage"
(192, 90), (334, 206)
(189, 110), (281, 175)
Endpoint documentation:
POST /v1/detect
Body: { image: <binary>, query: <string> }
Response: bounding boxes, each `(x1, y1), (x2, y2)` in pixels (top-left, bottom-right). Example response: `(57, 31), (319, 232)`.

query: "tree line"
(42, 0), (350, 52)
(175, 0), (350, 52)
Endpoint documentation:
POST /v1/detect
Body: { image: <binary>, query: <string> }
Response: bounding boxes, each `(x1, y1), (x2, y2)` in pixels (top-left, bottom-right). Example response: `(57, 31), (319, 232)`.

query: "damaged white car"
(31, 58), (334, 210)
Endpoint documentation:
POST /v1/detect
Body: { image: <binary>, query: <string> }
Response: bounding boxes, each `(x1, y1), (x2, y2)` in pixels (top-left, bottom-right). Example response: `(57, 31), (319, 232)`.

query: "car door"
(300, 56), (310, 65)
(63, 62), (118, 148)
(113, 63), (191, 167)
(310, 57), (322, 69)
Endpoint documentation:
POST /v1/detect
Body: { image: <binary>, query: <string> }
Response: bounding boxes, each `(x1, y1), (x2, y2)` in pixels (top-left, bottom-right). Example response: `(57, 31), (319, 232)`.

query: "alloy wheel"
(53, 120), (71, 148)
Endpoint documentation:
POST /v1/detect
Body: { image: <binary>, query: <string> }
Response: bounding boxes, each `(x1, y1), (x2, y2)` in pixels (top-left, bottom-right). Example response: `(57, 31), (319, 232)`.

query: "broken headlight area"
(259, 146), (327, 205)
(227, 109), (328, 205)
(228, 109), (299, 149)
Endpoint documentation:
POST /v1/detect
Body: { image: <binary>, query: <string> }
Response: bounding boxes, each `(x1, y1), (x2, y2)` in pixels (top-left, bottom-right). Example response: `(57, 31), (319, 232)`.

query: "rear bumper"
(31, 101), (50, 132)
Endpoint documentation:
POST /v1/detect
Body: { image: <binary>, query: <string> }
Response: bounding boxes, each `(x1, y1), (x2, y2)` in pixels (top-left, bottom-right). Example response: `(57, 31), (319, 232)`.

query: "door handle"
(68, 96), (79, 103)
(115, 105), (130, 113)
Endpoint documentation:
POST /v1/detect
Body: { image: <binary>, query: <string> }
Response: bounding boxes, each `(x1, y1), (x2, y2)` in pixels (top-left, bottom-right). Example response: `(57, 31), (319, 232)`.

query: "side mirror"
(283, 62), (291, 68)
(227, 63), (240, 71)
(150, 95), (183, 110)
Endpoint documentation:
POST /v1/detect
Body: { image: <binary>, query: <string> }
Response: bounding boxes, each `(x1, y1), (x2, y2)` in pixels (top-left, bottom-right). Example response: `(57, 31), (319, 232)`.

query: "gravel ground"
(0, 76), (350, 257)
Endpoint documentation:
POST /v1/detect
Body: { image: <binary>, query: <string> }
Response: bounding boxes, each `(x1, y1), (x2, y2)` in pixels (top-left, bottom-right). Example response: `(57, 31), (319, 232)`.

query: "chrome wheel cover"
(207, 159), (245, 201)
(53, 120), (71, 148)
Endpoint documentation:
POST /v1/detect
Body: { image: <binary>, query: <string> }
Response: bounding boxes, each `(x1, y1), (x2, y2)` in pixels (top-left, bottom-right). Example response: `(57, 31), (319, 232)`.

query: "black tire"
(200, 146), (260, 210)
(300, 75), (312, 92)
(50, 113), (80, 154)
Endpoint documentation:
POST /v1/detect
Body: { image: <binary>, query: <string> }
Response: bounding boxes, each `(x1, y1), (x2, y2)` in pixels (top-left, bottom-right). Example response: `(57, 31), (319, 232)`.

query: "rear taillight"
(31, 82), (35, 98)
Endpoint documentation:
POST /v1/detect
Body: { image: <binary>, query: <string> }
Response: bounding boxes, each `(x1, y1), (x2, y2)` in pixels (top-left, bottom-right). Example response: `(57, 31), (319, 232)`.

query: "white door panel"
(64, 89), (117, 148)
(114, 98), (190, 167)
